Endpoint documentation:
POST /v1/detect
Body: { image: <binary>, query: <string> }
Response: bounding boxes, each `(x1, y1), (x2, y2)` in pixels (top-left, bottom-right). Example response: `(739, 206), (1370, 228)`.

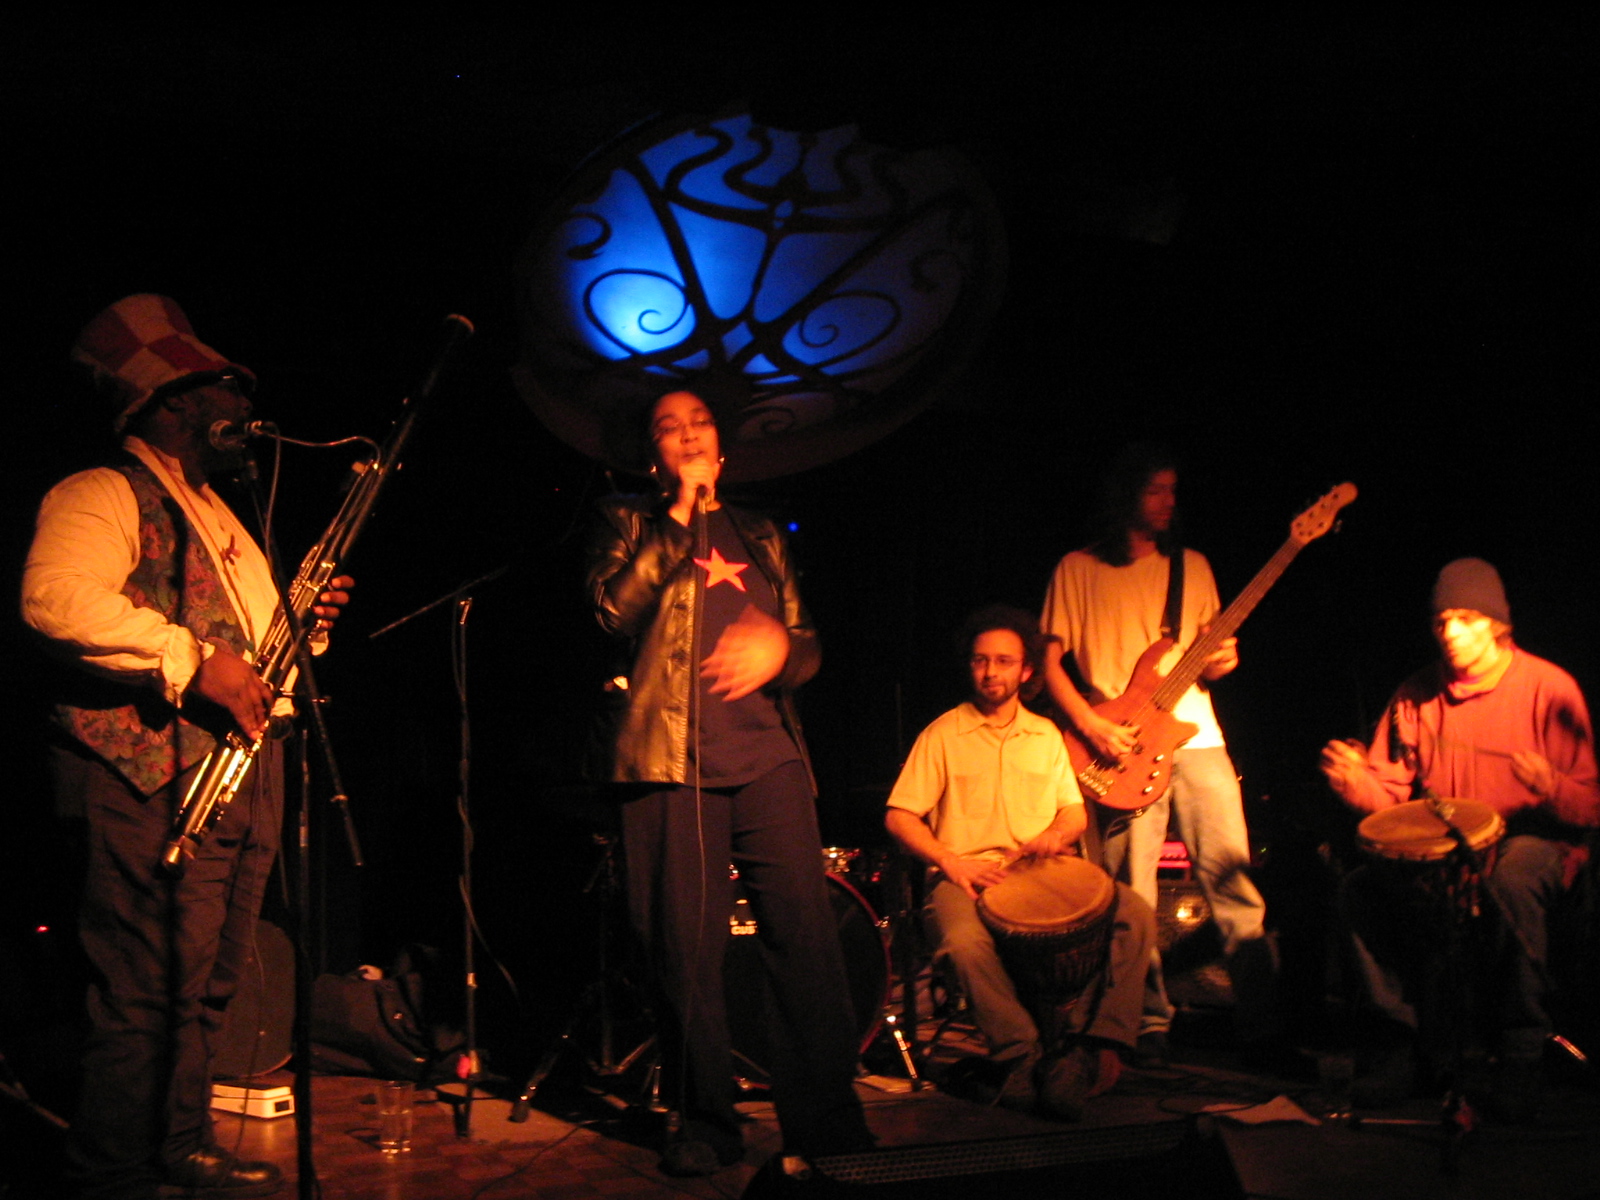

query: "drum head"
(1357, 798), (1504, 862)
(977, 856), (1114, 935)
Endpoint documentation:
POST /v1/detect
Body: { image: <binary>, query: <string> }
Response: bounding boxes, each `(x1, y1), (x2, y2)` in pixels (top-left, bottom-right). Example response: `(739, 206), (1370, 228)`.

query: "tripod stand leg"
(509, 982), (660, 1122)
(0, 1053), (69, 1132)
(509, 1028), (578, 1123)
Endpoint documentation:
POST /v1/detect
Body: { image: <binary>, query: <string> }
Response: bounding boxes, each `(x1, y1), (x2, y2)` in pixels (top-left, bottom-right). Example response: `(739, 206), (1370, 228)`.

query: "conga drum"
(976, 856), (1116, 1042)
(1357, 797), (1504, 917)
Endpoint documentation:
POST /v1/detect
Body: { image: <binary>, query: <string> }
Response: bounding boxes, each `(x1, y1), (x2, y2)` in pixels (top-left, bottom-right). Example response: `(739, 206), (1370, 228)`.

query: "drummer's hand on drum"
(1080, 710), (1137, 761)
(1510, 751), (1557, 803)
(1319, 738), (1374, 809)
(943, 856), (1009, 900)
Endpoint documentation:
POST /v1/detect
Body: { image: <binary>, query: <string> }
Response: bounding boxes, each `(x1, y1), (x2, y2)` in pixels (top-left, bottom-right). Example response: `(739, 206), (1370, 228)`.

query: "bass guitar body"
(1062, 638), (1200, 812)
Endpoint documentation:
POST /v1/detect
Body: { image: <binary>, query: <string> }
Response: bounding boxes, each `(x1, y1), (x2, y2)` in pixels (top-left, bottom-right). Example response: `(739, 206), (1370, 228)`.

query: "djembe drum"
(976, 855), (1116, 1046)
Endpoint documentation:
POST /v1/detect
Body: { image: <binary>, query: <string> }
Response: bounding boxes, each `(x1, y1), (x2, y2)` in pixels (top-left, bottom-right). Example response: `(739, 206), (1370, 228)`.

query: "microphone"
(207, 420), (276, 451)
(694, 484), (709, 557)
(405, 315), (475, 409)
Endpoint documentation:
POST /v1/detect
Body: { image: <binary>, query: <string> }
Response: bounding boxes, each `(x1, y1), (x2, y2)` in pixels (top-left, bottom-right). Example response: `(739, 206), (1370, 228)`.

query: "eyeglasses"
(970, 656), (1023, 670)
(652, 414), (715, 440)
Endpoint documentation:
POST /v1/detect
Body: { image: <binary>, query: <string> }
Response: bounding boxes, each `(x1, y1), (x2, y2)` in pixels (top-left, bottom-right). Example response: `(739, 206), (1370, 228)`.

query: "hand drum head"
(1357, 798), (1504, 863)
(977, 855), (1114, 936)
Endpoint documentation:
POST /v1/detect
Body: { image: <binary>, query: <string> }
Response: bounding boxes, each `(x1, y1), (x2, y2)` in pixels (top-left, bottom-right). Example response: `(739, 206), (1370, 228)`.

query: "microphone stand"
(233, 460), (360, 1200)
(369, 563), (514, 1139)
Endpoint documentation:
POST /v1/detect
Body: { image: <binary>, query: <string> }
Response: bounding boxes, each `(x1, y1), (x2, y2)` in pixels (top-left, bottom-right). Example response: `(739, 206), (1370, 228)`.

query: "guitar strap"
(1161, 540), (1185, 641)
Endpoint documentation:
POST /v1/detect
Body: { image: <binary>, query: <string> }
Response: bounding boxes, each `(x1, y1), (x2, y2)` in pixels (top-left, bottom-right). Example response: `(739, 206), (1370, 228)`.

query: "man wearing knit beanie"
(22, 296), (351, 1198)
(1321, 559), (1599, 1122)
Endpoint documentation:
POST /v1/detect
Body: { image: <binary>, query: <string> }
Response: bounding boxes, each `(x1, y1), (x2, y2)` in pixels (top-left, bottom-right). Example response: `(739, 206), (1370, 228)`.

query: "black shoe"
(660, 1141), (723, 1177)
(160, 1146), (282, 1197)
(660, 1123), (744, 1177)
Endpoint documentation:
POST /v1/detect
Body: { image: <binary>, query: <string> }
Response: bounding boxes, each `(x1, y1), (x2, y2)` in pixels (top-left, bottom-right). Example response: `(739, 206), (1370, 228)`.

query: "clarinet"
(161, 315), (473, 875)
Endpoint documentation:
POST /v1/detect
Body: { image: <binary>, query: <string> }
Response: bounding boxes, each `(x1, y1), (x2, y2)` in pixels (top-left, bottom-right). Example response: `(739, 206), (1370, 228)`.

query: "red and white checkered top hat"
(70, 294), (256, 431)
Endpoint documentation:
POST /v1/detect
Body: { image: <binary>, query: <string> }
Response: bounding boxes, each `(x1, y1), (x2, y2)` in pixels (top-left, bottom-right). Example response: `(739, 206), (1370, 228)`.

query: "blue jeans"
(1095, 745), (1271, 1036)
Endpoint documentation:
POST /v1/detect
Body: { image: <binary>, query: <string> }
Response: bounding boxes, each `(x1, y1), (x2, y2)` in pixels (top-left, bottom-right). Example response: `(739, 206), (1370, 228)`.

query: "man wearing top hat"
(22, 295), (351, 1198)
(1320, 558), (1599, 1115)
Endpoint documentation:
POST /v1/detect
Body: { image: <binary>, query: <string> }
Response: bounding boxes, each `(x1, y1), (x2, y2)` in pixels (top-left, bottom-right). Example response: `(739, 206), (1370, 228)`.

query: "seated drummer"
(885, 605), (1155, 1119)
(1320, 558), (1599, 1116)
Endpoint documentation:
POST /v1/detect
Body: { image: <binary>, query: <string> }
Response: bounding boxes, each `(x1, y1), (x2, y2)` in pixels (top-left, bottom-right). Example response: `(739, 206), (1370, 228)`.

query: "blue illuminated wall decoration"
(514, 107), (1006, 480)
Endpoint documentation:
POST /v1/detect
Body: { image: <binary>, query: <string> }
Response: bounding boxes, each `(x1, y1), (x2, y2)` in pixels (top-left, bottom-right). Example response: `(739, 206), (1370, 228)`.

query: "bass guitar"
(1065, 482), (1357, 811)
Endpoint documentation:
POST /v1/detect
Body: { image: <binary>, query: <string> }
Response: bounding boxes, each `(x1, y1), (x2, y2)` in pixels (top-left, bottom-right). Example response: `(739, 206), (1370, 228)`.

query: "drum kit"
(726, 852), (893, 1081)
(512, 839), (909, 1115)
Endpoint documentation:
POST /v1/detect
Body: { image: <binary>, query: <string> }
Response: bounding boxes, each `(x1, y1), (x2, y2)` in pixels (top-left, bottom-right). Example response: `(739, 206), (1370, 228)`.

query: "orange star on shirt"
(695, 547), (749, 591)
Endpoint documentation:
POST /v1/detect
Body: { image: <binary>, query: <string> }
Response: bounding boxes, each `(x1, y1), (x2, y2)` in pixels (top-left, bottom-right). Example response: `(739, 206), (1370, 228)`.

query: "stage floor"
(207, 1043), (1600, 1200)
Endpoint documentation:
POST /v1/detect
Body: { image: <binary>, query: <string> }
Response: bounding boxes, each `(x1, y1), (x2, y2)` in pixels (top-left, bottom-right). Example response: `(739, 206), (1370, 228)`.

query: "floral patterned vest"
(53, 456), (252, 796)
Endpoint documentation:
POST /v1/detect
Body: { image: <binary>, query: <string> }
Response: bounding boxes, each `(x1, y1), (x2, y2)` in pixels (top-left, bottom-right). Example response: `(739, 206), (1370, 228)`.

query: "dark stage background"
(4, 15), (1594, 1072)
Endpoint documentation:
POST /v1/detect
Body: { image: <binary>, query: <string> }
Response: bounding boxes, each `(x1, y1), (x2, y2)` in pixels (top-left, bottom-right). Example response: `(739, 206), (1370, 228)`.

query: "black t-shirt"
(690, 508), (800, 787)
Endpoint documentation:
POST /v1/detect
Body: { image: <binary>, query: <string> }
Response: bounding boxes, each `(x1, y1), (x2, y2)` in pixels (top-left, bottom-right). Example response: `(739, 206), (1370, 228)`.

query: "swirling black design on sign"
(516, 109), (1005, 480)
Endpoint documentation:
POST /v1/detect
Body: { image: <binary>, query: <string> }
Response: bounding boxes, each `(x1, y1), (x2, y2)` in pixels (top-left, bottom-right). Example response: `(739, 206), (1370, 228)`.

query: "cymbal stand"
(877, 858), (929, 1088)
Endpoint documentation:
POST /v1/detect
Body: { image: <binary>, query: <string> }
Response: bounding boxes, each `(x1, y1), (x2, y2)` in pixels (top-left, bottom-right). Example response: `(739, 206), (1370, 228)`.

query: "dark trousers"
(56, 741), (281, 1200)
(1343, 834), (1567, 1062)
(620, 760), (867, 1155)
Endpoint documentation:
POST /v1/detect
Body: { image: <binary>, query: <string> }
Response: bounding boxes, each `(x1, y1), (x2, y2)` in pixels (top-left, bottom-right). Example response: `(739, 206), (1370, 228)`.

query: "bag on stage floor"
(309, 946), (460, 1082)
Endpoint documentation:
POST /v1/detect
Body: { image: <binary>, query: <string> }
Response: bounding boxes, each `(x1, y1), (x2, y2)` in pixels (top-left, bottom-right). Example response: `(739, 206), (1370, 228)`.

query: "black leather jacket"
(586, 494), (820, 791)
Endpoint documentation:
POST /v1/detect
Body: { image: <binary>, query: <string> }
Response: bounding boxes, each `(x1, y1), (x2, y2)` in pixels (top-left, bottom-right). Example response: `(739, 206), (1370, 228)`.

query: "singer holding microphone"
(22, 295), (350, 1199)
(586, 389), (871, 1176)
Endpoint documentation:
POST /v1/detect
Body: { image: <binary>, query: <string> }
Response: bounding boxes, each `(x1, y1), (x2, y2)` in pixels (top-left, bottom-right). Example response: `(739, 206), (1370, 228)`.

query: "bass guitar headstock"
(1290, 482), (1358, 545)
